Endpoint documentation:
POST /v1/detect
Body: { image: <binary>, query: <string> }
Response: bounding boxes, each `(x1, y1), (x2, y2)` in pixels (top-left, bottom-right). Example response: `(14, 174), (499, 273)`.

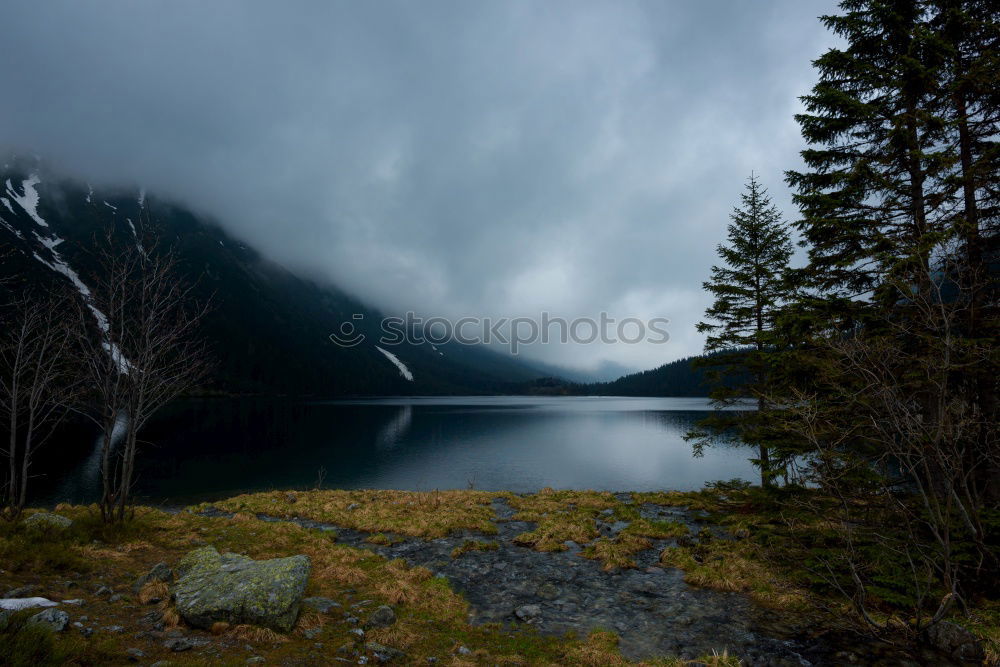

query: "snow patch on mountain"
(5, 175), (48, 227)
(125, 217), (145, 254)
(0, 216), (23, 239)
(376, 346), (414, 381)
(3, 175), (132, 374)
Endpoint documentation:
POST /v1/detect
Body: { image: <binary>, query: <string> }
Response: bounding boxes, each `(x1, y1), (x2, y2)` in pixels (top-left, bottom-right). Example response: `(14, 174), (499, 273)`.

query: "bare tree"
(0, 290), (79, 520)
(79, 229), (210, 523)
(772, 262), (998, 642)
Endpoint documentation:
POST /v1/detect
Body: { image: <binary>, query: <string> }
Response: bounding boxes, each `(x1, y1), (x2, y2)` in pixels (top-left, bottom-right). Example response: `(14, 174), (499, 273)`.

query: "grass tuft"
(451, 539), (499, 558)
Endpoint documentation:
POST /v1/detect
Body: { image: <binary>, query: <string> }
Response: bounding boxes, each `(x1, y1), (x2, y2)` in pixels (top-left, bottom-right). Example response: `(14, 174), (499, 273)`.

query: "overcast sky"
(0, 0), (839, 372)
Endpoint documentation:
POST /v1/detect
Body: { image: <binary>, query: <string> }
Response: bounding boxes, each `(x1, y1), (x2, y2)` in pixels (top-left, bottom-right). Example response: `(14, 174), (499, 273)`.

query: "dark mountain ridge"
(0, 161), (546, 396)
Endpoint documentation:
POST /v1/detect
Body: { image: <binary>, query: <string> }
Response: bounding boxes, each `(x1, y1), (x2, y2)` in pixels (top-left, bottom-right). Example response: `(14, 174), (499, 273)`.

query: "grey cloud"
(0, 0), (838, 371)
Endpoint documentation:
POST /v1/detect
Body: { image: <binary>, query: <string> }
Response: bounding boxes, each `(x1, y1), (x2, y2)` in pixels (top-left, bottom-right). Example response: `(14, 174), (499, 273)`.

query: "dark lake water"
(39, 396), (756, 506)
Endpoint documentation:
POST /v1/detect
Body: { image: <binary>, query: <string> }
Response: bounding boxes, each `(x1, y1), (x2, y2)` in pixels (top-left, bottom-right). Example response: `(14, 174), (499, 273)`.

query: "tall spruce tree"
(786, 0), (951, 317)
(774, 0), (999, 625)
(692, 174), (793, 487)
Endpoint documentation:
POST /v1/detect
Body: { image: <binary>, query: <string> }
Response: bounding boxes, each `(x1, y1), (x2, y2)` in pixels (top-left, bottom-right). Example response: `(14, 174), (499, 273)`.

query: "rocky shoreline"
(200, 494), (852, 666)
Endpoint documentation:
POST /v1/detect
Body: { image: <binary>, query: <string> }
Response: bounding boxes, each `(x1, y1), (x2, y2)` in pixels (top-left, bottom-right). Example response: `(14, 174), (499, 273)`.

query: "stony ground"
(2, 488), (990, 665)
(237, 496), (816, 665)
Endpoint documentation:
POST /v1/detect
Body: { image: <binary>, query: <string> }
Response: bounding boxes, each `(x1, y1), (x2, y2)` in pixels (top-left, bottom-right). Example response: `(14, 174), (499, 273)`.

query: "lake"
(40, 396), (756, 506)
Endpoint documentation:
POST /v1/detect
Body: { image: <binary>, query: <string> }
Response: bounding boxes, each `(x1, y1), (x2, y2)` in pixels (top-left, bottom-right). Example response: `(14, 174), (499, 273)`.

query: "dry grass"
(228, 624), (289, 644)
(159, 604), (181, 630)
(451, 539), (499, 558)
(199, 488), (501, 538)
(625, 518), (688, 539)
(659, 542), (808, 611)
(293, 611), (325, 635)
(366, 625), (421, 650)
(137, 580), (168, 604)
(210, 621), (230, 635)
(582, 533), (653, 571)
(560, 629), (631, 666)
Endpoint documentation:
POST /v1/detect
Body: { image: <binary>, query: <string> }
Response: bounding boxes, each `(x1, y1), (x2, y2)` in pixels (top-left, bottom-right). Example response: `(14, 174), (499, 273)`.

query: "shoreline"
(5, 487), (989, 665)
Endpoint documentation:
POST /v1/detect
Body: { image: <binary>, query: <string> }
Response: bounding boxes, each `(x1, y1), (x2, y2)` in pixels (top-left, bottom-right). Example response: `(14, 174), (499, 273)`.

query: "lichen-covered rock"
(365, 605), (396, 628)
(172, 546), (310, 632)
(27, 608), (70, 632)
(23, 512), (73, 531)
(926, 621), (985, 663)
(133, 562), (175, 593)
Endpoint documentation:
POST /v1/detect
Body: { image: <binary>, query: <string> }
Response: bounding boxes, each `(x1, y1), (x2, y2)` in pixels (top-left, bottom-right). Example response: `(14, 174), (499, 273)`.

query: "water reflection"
(36, 397), (756, 505)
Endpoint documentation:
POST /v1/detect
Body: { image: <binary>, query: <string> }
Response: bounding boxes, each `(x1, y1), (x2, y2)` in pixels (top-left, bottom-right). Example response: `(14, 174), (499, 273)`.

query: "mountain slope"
(0, 161), (543, 396)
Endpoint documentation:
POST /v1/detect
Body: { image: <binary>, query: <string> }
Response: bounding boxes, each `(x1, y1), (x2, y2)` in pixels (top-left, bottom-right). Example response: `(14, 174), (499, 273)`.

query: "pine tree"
(692, 174), (793, 487)
(786, 0), (951, 315)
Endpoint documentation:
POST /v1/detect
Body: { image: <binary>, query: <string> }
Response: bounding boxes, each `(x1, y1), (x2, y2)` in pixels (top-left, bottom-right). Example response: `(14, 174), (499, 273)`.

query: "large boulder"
(26, 608), (70, 632)
(172, 546), (310, 632)
(926, 620), (985, 663)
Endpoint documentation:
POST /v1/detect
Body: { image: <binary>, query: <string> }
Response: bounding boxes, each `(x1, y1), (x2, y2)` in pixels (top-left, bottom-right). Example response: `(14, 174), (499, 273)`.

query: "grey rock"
(246, 657), (265, 665)
(365, 605), (396, 629)
(349, 628), (365, 638)
(515, 604), (541, 622)
(456, 645), (472, 655)
(23, 512), (73, 531)
(109, 594), (124, 603)
(105, 625), (125, 633)
(536, 582), (560, 600)
(27, 608), (70, 632)
(95, 585), (113, 597)
(164, 637), (194, 652)
(365, 641), (405, 663)
(62, 599), (84, 606)
(4, 585), (38, 598)
(303, 628), (321, 639)
(133, 561), (174, 593)
(302, 596), (341, 613)
(926, 621), (985, 662)
(126, 648), (146, 662)
(172, 546), (310, 632)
